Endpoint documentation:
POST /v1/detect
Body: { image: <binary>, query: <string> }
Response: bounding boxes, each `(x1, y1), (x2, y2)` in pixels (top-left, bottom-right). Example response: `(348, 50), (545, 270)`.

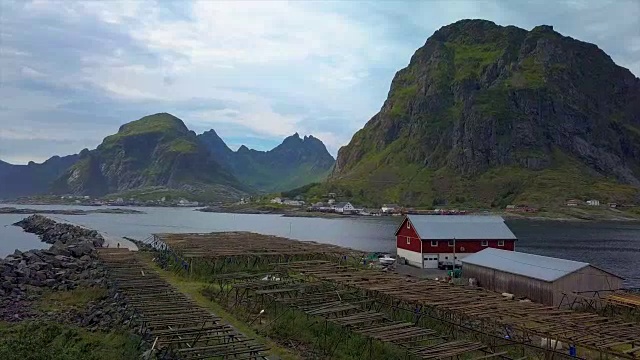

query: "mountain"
(198, 131), (335, 192)
(328, 19), (640, 207)
(51, 113), (247, 201)
(0, 154), (80, 199)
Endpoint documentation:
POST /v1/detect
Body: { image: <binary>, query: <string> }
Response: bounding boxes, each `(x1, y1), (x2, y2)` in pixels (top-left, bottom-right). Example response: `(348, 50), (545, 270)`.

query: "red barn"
(395, 215), (517, 269)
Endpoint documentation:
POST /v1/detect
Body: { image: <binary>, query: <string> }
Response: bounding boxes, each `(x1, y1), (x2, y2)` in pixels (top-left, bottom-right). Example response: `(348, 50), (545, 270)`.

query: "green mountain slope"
(51, 113), (247, 201)
(198, 131), (334, 192)
(323, 20), (640, 207)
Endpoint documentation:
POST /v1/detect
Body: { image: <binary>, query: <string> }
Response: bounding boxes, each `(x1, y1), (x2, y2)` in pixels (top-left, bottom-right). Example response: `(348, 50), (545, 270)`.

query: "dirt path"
(100, 234), (138, 251)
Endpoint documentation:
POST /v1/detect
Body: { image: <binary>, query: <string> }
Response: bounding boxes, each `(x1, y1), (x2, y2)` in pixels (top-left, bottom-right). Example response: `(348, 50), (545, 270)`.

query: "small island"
(0, 207), (145, 215)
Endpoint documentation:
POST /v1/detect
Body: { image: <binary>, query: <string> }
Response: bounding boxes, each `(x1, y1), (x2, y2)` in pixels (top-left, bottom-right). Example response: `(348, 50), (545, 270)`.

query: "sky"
(1, 0), (639, 164)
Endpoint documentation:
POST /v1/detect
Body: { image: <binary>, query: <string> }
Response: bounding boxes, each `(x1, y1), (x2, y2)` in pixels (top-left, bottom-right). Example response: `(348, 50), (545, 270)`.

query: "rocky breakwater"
(1, 215), (135, 332)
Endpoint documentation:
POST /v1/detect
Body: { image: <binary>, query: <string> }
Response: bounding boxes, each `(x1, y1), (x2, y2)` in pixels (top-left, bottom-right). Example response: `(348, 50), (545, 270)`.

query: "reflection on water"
(1, 205), (639, 286)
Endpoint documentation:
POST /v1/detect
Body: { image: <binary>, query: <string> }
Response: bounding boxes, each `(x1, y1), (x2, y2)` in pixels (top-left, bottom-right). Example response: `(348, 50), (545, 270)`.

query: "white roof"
(461, 248), (599, 282)
(404, 215), (516, 240)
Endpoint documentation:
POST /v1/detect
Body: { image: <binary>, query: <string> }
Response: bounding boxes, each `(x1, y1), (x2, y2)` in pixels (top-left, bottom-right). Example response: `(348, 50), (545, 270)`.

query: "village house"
(177, 199), (199, 207)
(270, 197), (282, 204)
(283, 199), (304, 206)
(395, 215), (517, 269)
(566, 199), (580, 206)
(381, 204), (400, 214)
(333, 202), (356, 214)
(586, 199), (600, 206)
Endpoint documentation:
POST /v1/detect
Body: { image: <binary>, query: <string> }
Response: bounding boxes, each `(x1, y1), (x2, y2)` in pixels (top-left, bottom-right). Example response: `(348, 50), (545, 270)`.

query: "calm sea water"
(1, 205), (639, 286)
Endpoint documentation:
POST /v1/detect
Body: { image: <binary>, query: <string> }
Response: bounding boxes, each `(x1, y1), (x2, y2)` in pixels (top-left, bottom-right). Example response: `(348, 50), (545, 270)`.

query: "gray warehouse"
(461, 248), (624, 306)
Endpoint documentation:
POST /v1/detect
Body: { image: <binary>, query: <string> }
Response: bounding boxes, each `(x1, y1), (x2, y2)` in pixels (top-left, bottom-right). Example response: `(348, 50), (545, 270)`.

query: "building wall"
(437, 252), (471, 265)
(463, 264), (625, 306)
(396, 219), (422, 253)
(423, 239), (515, 253)
(552, 265), (624, 306)
(397, 248), (424, 267)
(462, 263), (555, 305)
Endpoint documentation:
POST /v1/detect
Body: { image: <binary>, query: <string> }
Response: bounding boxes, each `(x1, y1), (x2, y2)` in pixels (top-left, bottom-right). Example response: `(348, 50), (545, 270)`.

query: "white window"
(406, 237), (411, 245)
(407, 221), (411, 229)
(481, 240), (488, 247)
(498, 240), (505, 247)
(431, 241), (438, 247)
(448, 240), (454, 247)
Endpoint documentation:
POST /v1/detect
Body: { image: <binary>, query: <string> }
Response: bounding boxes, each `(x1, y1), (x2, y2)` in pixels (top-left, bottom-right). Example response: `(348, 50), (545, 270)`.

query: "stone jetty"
(0, 215), (134, 331)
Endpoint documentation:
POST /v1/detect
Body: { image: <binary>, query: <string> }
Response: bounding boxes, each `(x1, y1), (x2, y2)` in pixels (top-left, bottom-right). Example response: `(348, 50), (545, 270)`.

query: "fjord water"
(1, 205), (639, 286)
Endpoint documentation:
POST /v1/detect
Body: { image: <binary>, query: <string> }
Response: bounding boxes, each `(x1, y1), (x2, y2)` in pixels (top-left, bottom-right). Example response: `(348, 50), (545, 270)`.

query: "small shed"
(461, 248), (624, 306)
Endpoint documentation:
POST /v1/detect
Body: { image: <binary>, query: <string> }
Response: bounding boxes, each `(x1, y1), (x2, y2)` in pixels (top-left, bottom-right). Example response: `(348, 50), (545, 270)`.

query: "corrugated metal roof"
(461, 248), (590, 282)
(406, 215), (517, 240)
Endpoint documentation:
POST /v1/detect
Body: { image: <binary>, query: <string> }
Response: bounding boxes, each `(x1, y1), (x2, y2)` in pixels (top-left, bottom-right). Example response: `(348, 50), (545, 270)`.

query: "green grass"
(137, 254), (301, 360)
(304, 147), (640, 210)
(38, 287), (108, 313)
(108, 113), (186, 139)
(0, 322), (141, 360)
(98, 113), (190, 154)
(263, 308), (409, 360)
(167, 138), (198, 153)
(103, 185), (244, 203)
(508, 56), (546, 88)
(389, 85), (418, 117)
(447, 42), (503, 81)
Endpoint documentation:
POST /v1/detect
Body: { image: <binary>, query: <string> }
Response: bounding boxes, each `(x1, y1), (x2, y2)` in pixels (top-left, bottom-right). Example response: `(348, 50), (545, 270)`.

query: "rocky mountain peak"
(330, 20), (640, 207)
(115, 112), (190, 136)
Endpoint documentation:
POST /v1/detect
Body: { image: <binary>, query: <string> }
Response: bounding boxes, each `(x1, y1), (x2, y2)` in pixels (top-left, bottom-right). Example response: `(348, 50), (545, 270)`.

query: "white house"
(381, 204), (400, 214)
(178, 199), (199, 207)
(333, 202), (355, 214)
(586, 199), (600, 206)
(283, 199), (304, 206)
(270, 197), (283, 204)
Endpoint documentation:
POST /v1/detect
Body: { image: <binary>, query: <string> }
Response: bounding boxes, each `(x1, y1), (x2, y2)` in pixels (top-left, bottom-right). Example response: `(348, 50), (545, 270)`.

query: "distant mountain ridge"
(1, 113), (335, 200)
(198, 130), (335, 192)
(0, 154), (80, 199)
(50, 113), (247, 201)
(323, 19), (640, 207)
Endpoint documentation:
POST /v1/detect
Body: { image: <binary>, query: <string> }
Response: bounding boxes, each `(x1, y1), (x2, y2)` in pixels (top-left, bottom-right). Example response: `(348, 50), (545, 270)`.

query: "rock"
(2, 215), (139, 336)
(69, 243), (94, 258)
(330, 19), (640, 206)
(23, 251), (41, 262)
(61, 262), (79, 269)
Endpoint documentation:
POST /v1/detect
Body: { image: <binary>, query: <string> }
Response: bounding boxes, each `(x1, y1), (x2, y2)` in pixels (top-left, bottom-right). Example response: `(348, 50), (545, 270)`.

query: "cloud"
(1, 0), (638, 164)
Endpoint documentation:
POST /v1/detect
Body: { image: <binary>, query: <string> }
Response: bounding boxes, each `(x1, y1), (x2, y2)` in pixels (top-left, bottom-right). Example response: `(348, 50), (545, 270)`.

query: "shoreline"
(198, 206), (640, 222)
(2, 202), (638, 222)
(0, 206), (145, 215)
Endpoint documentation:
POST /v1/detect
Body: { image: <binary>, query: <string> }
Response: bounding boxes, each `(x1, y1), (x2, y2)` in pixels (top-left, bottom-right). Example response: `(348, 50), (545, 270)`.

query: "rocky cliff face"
(331, 20), (640, 206)
(198, 131), (335, 192)
(51, 113), (247, 200)
(0, 154), (80, 199)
